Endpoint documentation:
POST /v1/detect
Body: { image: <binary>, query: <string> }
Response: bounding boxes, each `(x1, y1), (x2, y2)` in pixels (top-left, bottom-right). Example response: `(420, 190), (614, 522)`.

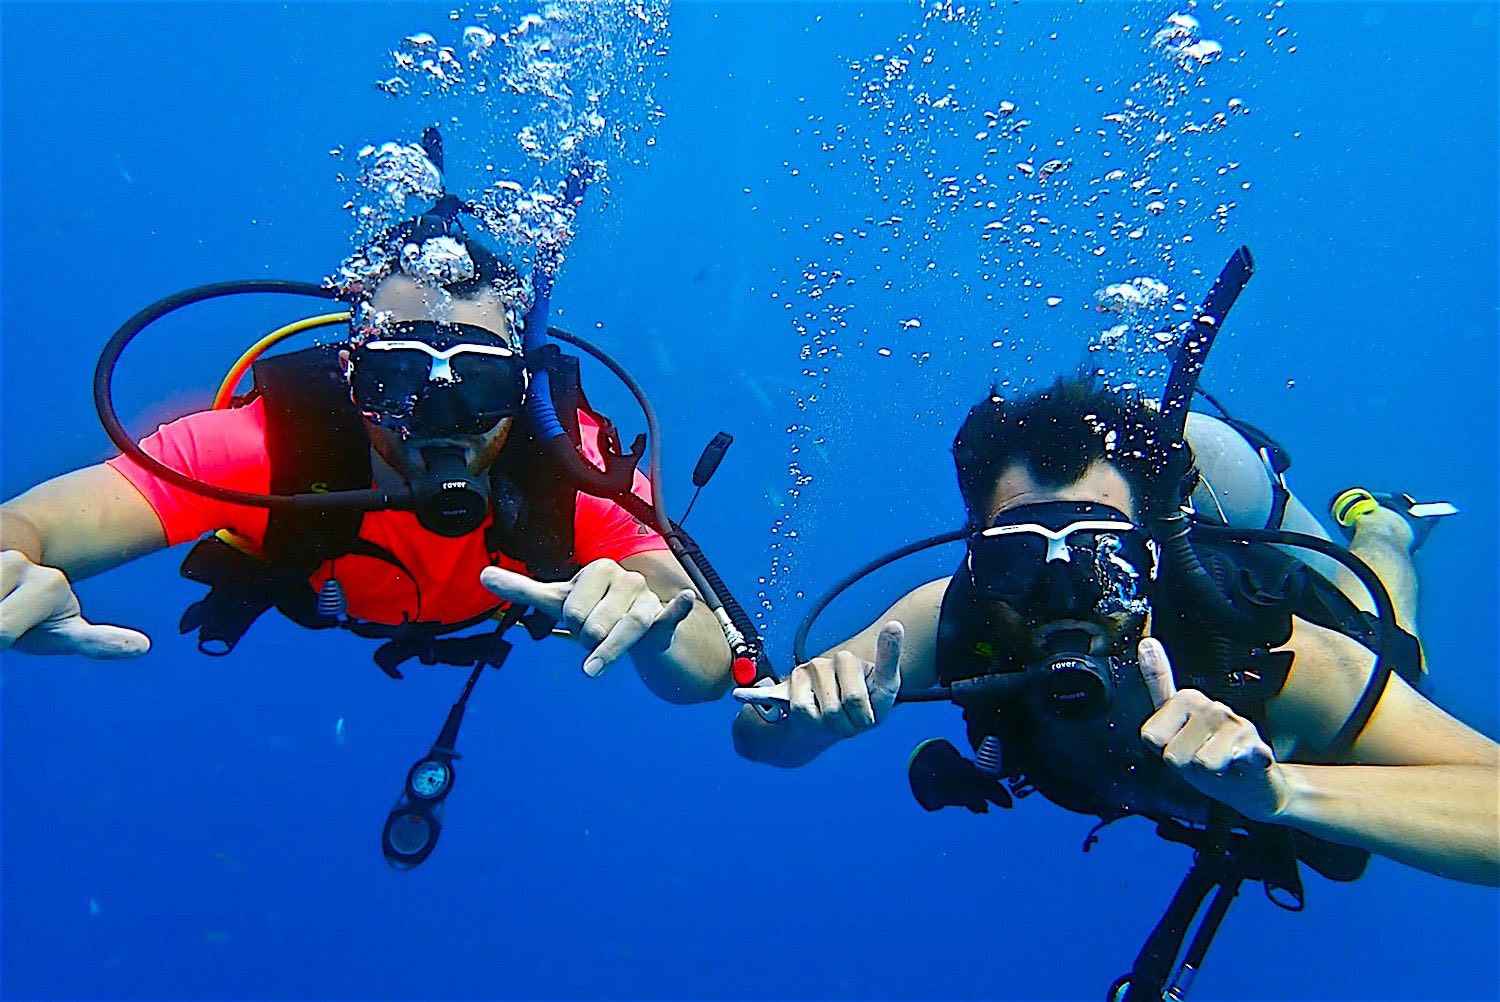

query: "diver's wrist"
(1265, 762), (1305, 824)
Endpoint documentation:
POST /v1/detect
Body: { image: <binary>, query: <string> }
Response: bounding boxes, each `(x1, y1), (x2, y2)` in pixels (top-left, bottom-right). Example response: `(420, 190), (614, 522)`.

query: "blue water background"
(2, 2), (1496, 1000)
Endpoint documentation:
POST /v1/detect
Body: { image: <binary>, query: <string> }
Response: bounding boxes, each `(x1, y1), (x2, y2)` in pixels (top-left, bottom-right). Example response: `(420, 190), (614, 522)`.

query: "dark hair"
(951, 374), (1195, 526)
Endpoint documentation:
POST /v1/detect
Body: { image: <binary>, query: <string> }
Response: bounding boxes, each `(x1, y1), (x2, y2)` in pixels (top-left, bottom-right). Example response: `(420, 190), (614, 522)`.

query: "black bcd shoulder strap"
(483, 341), (587, 581)
(256, 344), (372, 569)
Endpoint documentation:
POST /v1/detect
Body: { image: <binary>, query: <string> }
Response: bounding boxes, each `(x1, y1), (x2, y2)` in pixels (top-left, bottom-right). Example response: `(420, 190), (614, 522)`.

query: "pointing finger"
(479, 566), (569, 619)
(1138, 637), (1177, 710)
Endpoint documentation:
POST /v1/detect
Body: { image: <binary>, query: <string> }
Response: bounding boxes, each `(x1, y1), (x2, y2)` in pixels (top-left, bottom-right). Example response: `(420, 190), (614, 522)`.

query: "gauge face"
(386, 812), (433, 857)
(410, 759), (451, 799)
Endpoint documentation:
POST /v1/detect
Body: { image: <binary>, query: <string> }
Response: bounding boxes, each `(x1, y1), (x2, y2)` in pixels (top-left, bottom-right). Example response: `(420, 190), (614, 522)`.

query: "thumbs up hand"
(1137, 637), (1290, 823)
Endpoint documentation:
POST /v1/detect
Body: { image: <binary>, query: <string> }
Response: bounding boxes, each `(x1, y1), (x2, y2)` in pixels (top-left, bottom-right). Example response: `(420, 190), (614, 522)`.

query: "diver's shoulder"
(898, 576), (952, 618)
(138, 396), (272, 458)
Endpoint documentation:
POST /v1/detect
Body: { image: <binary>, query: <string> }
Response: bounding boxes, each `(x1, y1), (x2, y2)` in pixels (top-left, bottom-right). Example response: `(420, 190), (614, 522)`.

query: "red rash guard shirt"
(107, 397), (668, 625)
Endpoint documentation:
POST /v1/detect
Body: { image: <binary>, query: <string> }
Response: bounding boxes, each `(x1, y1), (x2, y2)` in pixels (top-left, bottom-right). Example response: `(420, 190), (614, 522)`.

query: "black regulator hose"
(1191, 523), (1400, 762)
(666, 526), (755, 638)
(792, 527), (971, 665)
(1154, 511), (1265, 644)
(544, 327), (670, 525)
(95, 280), (414, 514)
(545, 326), (771, 680)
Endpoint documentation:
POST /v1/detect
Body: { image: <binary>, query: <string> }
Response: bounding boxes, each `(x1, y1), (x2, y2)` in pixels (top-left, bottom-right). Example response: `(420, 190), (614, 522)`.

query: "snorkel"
(518, 160), (768, 687)
(1151, 246), (1401, 761)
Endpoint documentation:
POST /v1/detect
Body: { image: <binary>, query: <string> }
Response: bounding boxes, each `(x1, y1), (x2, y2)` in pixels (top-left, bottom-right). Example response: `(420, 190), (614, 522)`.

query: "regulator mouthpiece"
(415, 446), (488, 537)
(1030, 627), (1116, 720)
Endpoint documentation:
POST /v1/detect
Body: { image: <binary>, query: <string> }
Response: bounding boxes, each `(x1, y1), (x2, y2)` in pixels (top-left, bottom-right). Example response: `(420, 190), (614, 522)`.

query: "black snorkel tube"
(1151, 249), (1273, 646)
(94, 279), (416, 517)
(1154, 245), (1400, 763)
(1157, 246), (1256, 440)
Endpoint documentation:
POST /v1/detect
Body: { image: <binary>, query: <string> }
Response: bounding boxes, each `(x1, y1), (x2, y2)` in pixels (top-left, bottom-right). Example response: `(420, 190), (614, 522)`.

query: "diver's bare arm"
(1264, 619), (1499, 885)
(0, 465), (167, 578)
(732, 578), (946, 768)
(619, 550), (733, 705)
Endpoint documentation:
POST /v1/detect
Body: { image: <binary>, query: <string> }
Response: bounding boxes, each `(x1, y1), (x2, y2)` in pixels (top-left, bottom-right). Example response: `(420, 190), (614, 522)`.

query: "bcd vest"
(176, 341), (621, 677)
(935, 534), (1422, 880)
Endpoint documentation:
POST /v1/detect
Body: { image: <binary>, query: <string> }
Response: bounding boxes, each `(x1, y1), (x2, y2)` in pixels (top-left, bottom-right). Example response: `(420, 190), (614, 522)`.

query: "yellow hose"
(213, 312), (352, 409)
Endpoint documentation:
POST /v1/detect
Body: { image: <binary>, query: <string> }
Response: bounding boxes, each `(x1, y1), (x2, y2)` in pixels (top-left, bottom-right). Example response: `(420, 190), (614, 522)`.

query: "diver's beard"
(468, 421), (511, 470)
(366, 418), (512, 485)
(1035, 612), (1147, 658)
(985, 599), (1148, 666)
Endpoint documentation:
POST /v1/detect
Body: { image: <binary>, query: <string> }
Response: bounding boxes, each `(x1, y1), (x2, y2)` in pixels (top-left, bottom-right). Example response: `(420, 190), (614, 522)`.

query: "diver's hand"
(1138, 637), (1289, 822)
(479, 560), (694, 678)
(0, 550), (151, 658)
(732, 622), (904, 737)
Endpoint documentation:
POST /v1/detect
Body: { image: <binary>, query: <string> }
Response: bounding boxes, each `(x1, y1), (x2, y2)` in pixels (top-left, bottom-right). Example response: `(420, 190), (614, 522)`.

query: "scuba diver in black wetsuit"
(732, 248), (1498, 999)
(0, 128), (772, 869)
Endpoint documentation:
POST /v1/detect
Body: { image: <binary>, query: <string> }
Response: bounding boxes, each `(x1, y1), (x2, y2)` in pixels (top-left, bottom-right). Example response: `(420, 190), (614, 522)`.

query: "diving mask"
(349, 319), (528, 438)
(968, 501), (1157, 718)
(968, 500), (1156, 624)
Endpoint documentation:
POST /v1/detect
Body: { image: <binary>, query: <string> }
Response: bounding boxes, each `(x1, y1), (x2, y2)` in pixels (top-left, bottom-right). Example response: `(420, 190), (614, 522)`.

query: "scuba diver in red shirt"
(0, 128), (771, 868)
